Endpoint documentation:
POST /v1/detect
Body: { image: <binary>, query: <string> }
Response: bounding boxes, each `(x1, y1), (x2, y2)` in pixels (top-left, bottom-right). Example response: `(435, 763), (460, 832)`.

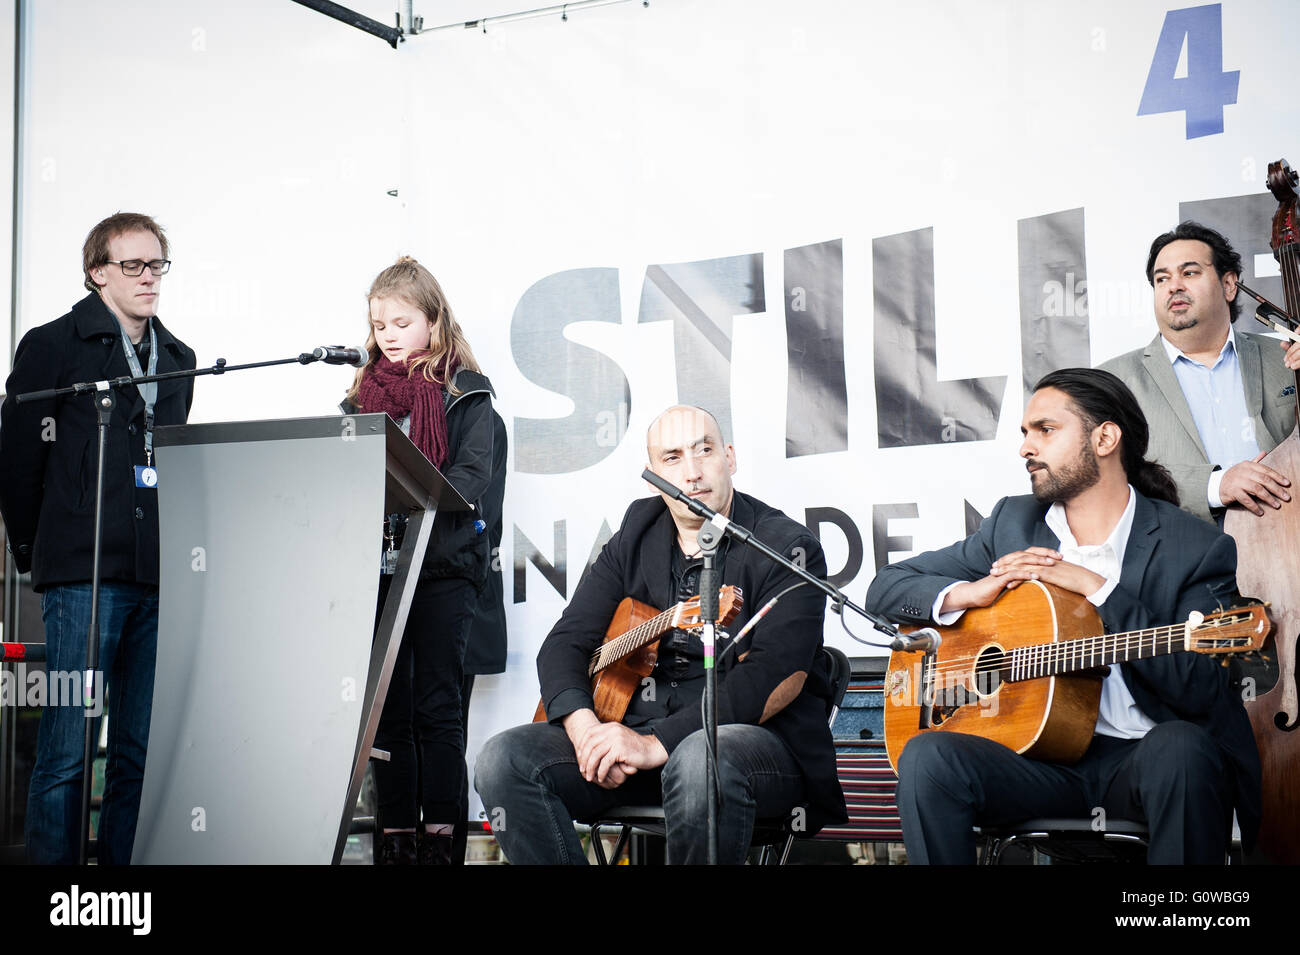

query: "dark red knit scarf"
(357, 356), (450, 469)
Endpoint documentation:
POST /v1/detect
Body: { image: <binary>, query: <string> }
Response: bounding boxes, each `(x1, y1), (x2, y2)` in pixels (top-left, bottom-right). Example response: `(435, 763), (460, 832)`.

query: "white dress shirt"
(1044, 486), (1156, 738)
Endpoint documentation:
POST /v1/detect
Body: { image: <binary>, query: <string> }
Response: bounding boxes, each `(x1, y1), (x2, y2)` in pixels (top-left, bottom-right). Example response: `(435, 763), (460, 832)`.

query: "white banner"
(8, 0), (1299, 811)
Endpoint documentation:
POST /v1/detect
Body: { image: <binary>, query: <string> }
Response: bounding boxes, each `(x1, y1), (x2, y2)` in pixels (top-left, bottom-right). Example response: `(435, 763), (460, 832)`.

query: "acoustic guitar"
(882, 581), (1273, 772)
(533, 586), (744, 724)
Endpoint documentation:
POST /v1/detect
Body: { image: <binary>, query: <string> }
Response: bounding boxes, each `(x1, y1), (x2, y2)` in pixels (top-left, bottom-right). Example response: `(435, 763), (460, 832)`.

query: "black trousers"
(374, 576), (475, 829)
(452, 673), (475, 864)
(895, 721), (1234, 864)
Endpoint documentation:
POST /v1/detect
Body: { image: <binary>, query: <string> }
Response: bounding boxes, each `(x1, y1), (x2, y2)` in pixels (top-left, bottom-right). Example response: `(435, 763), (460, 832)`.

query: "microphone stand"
(15, 349), (356, 405)
(640, 469), (903, 637)
(641, 469), (913, 865)
(696, 516), (724, 865)
(15, 347), (353, 865)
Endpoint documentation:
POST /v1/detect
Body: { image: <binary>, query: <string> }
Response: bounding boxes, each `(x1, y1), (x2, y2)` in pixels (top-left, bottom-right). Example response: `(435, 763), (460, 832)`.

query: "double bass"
(1224, 158), (1300, 863)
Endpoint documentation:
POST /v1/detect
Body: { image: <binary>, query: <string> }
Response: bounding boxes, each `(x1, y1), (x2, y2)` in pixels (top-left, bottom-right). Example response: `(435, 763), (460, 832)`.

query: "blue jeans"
(475, 721), (805, 864)
(26, 582), (158, 865)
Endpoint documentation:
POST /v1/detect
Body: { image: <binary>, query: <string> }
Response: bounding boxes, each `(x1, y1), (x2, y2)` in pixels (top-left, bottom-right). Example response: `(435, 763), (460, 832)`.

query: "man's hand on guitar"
(990, 548), (1106, 598)
(571, 719), (669, 789)
(940, 549), (1107, 614)
(940, 574), (1009, 612)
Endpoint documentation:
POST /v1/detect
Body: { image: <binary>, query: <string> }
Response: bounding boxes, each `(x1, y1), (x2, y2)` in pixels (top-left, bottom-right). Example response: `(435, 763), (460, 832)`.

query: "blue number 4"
(1137, 4), (1239, 139)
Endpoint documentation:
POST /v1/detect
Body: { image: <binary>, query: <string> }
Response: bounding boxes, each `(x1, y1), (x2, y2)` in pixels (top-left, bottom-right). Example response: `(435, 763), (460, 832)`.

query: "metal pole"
(1, 0), (26, 851)
(288, 0), (402, 48)
(78, 392), (113, 865)
(696, 519), (722, 865)
(421, 0), (642, 34)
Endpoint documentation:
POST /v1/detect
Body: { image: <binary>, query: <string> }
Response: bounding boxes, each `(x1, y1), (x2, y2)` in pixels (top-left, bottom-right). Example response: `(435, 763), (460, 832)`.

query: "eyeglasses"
(104, 259), (171, 277)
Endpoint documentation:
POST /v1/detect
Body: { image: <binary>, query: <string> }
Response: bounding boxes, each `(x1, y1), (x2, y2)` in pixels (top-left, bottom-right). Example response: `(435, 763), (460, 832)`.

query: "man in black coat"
(475, 405), (846, 863)
(0, 212), (195, 863)
(865, 368), (1259, 864)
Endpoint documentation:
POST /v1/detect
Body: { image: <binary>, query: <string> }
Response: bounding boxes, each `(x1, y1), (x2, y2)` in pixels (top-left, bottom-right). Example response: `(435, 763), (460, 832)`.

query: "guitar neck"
(587, 605), (681, 677)
(1008, 623), (1191, 682)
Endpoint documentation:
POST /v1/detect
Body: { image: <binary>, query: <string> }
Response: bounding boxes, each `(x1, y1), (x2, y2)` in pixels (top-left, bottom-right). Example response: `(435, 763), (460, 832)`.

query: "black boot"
(377, 831), (417, 865)
(418, 830), (453, 865)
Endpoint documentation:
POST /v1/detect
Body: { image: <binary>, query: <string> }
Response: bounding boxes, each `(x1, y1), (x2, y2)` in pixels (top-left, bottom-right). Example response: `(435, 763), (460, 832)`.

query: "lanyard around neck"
(117, 319), (159, 465)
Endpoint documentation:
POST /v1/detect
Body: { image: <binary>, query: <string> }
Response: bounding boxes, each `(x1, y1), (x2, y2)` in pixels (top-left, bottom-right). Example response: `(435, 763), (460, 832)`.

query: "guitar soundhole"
(927, 648), (1002, 726)
(971, 645), (1005, 699)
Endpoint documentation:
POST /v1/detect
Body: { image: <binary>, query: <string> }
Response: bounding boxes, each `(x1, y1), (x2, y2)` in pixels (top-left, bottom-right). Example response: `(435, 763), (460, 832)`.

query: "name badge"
(134, 465), (158, 489)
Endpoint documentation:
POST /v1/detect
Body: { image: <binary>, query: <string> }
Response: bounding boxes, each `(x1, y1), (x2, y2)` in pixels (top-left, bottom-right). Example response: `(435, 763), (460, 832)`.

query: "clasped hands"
(940, 548), (1106, 613)
(562, 708), (668, 789)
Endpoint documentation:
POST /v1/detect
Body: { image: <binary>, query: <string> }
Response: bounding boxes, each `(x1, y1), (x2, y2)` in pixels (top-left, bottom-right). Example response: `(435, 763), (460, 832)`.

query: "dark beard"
(1029, 442), (1100, 504)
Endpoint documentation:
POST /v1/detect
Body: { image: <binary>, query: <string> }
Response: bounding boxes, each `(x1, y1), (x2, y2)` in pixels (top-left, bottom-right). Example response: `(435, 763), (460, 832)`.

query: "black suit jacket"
(0, 294), (195, 590)
(864, 491), (1262, 847)
(537, 490), (848, 832)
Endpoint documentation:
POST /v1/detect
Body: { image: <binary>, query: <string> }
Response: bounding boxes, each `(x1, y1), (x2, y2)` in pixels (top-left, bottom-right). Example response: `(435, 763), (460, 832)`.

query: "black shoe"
(418, 831), (453, 865)
(377, 831), (417, 865)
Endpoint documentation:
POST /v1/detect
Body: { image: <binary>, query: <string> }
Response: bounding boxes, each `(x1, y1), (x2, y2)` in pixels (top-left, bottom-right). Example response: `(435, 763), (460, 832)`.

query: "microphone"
(889, 628), (942, 652)
(641, 467), (715, 514)
(639, 468), (906, 642)
(641, 468), (742, 537)
(301, 345), (369, 367)
(641, 467), (692, 502)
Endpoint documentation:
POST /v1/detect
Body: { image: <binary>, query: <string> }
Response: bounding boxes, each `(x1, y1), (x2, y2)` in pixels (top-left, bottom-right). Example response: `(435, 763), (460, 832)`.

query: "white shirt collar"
(1160, 326), (1237, 369)
(1044, 484), (1137, 567)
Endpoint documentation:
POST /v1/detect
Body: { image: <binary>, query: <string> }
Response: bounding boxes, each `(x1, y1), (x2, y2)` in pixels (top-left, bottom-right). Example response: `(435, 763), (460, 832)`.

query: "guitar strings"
(913, 618), (1255, 681)
(587, 592), (738, 675)
(919, 631), (1224, 679)
(588, 607), (676, 675)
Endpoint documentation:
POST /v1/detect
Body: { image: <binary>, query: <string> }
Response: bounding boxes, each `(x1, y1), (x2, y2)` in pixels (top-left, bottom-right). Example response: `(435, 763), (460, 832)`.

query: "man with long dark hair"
(865, 368), (1259, 864)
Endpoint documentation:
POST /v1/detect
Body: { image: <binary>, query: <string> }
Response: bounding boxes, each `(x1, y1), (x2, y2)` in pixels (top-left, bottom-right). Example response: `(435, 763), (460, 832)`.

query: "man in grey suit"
(1099, 221), (1300, 523)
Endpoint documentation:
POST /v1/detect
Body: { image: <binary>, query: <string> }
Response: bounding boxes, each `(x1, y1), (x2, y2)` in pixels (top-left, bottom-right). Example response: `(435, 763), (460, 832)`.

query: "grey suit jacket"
(1099, 330), (1298, 522)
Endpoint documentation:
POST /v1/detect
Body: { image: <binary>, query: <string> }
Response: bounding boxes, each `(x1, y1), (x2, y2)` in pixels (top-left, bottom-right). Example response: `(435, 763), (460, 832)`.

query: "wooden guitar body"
(587, 595), (663, 725)
(883, 582), (1106, 773)
(533, 587), (744, 724)
(882, 582), (1272, 775)
(532, 596), (661, 724)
